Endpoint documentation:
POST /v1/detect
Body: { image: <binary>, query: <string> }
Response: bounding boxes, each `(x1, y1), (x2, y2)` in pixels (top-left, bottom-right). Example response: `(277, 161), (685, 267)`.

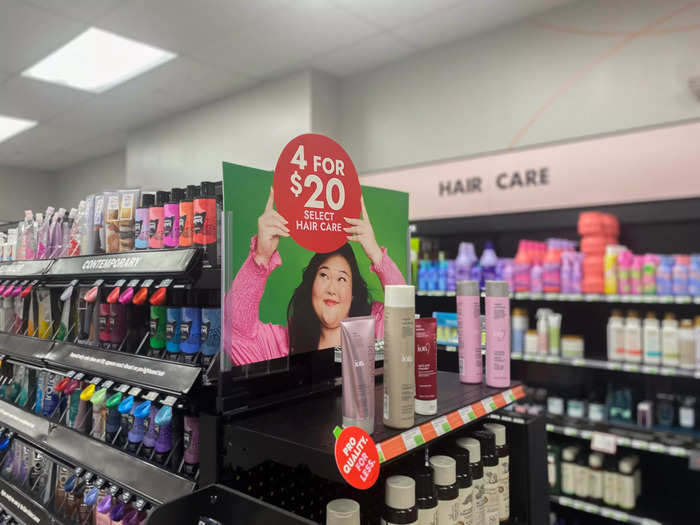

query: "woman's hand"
(345, 197), (383, 267)
(255, 187), (289, 266)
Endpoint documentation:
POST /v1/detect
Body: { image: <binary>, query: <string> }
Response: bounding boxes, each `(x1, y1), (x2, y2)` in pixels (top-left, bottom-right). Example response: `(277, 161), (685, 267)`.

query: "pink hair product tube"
(485, 281), (511, 388)
(457, 281), (482, 384)
(340, 315), (376, 434)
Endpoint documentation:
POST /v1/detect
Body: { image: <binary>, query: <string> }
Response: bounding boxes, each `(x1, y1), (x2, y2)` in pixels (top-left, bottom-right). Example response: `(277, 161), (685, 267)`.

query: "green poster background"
(223, 162), (409, 327)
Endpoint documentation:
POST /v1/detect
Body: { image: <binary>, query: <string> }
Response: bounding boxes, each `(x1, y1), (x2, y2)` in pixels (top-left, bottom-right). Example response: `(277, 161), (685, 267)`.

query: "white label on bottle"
(603, 472), (618, 506)
(416, 507), (437, 525)
(437, 498), (459, 525)
(498, 456), (509, 521)
(472, 476), (486, 525)
(561, 463), (575, 495)
(574, 464), (589, 499)
(384, 391), (389, 420)
(483, 465), (499, 525)
(458, 486), (474, 525)
(617, 474), (636, 510)
(547, 453), (557, 489)
(589, 470), (603, 500)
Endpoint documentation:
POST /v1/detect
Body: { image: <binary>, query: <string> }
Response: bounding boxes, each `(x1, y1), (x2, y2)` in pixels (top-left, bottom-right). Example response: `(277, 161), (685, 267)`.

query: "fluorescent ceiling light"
(22, 28), (176, 93)
(0, 115), (36, 144)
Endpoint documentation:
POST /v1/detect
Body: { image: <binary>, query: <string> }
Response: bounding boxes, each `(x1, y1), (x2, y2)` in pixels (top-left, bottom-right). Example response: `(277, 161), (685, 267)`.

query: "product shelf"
(415, 290), (699, 305)
(512, 352), (700, 379)
(0, 471), (53, 525)
(545, 413), (698, 460)
(0, 399), (195, 504)
(550, 495), (663, 525)
(226, 371), (524, 483)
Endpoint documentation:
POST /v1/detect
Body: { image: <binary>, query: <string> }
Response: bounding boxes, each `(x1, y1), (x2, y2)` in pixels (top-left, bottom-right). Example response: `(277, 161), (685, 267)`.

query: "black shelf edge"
(227, 372), (524, 483)
(0, 333), (53, 367)
(0, 260), (54, 279)
(0, 474), (53, 525)
(46, 342), (201, 396)
(44, 248), (199, 278)
(545, 414), (697, 459)
(0, 399), (195, 504)
(512, 352), (700, 380)
(550, 495), (663, 525)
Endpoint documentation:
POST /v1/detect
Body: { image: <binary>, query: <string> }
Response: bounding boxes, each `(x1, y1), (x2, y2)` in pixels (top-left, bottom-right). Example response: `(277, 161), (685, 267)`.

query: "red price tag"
(274, 134), (362, 254)
(334, 426), (380, 490)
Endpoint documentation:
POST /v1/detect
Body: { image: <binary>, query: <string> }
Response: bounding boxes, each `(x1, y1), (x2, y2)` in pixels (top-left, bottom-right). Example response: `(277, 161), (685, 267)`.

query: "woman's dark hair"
(287, 243), (371, 352)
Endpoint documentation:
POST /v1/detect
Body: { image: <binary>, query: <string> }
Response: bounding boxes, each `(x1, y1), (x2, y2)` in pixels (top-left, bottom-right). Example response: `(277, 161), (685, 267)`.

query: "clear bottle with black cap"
(326, 498), (360, 525)
(429, 456), (459, 525)
(453, 446), (474, 525)
(483, 423), (509, 523)
(382, 475), (418, 525)
(469, 431), (499, 525)
(415, 463), (438, 525)
(456, 437), (485, 525)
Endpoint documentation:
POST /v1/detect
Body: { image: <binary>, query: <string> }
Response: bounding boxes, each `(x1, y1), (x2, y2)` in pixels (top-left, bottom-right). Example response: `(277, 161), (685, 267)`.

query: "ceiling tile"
(328, 0), (460, 29)
(106, 57), (258, 113)
(49, 94), (173, 136)
(23, 0), (123, 23)
(0, 0), (85, 73)
(0, 76), (92, 121)
(0, 123), (91, 159)
(191, 0), (378, 76)
(392, 0), (572, 49)
(312, 33), (416, 77)
(96, 0), (285, 56)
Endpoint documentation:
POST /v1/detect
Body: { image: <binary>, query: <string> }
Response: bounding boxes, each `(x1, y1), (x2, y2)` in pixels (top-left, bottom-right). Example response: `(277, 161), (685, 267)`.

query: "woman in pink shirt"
(225, 189), (406, 366)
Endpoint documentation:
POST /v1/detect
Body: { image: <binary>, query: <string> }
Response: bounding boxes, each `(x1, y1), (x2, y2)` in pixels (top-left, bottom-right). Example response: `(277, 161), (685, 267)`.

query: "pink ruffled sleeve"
(369, 248), (407, 339)
(224, 236), (290, 366)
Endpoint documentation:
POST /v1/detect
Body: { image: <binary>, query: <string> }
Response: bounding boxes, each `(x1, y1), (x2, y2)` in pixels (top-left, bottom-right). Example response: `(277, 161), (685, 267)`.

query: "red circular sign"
(273, 134), (361, 254)
(334, 426), (380, 490)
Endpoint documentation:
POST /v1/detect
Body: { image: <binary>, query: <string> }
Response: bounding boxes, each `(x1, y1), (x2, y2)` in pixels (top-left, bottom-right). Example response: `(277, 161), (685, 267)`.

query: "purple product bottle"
(183, 412), (200, 476)
(163, 188), (184, 248)
(572, 253), (583, 294)
(153, 405), (172, 465)
(530, 261), (543, 294)
(446, 260), (456, 292)
(455, 242), (476, 282)
(110, 501), (127, 523)
(127, 400), (151, 454)
(480, 241), (498, 283)
(123, 509), (148, 525)
(140, 404), (159, 459)
(134, 193), (154, 250)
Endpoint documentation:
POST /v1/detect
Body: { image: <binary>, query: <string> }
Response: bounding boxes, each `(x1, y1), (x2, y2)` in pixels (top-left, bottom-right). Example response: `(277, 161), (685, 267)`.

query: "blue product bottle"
(41, 373), (59, 418)
(180, 293), (202, 363)
(480, 241), (498, 283)
(165, 289), (182, 362)
(426, 261), (438, 291)
(470, 264), (482, 290)
(34, 371), (46, 415)
(200, 303), (221, 369)
(656, 256), (675, 296)
(437, 253), (448, 292)
(127, 400), (151, 454)
(417, 260), (431, 291)
(117, 396), (135, 447)
(690, 254), (700, 297)
(153, 405), (173, 465)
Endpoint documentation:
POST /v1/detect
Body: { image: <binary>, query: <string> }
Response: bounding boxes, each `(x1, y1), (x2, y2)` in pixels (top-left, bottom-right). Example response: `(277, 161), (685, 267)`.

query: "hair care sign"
(273, 134), (362, 254)
(334, 425), (380, 489)
(363, 121), (700, 220)
(222, 150), (408, 369)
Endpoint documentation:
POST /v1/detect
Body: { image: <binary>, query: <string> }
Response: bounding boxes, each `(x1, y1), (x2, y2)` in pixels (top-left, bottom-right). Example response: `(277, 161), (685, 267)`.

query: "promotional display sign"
(333, 426), (380, 490)
(273, 134), (362, 254)
(222, 135), (409, 368)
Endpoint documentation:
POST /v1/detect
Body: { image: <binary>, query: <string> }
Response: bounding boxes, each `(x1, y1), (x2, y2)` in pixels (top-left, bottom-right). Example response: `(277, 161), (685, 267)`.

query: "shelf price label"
(590, 431), (617, 455)
(334, 426), (380, 490)
(274, 134), (362, 254)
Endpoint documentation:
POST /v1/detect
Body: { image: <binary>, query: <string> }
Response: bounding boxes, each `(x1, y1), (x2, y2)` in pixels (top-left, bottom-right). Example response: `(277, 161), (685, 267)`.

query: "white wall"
(0, 166), (54, 223)
(54, 151), (127, 207)
(340, 0), (700, 173)
(126, 71), (315, 189)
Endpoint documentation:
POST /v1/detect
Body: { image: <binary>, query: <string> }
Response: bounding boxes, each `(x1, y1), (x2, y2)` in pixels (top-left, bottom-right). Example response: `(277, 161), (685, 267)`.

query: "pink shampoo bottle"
(457, 280), (482, 384)
(485, 281), (510, 388)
